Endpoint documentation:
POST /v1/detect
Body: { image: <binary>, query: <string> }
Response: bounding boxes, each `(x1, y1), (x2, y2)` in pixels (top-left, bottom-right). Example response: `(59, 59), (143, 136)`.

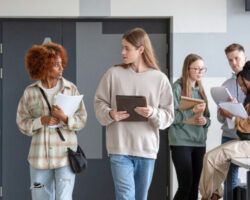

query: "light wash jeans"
(30, 165), (75, 200)
(110, 154), (155, 200)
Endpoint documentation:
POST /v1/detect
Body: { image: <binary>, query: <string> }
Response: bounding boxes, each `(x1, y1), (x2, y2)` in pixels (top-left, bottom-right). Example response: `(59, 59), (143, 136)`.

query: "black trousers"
(171, 146), (206, 200)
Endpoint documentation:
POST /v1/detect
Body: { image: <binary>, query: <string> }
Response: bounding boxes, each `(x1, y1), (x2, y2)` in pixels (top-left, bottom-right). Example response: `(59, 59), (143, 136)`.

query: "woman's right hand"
(192, 103), (206, 114)
(109, 110), (130, 121)
(41, 116), (60, 126)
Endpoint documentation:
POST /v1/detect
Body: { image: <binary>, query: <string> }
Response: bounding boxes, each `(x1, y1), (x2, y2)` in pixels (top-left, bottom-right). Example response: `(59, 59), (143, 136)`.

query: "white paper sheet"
(210, 86), (233, 105)
(226, 118), (235, 129)
(54, 93), (83, 116)
(219, 102), (248, 119)
(48, 94), (83, 128)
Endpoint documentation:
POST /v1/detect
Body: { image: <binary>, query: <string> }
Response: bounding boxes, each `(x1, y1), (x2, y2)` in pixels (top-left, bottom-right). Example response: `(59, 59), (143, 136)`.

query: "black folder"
(116, 95), (148, 121)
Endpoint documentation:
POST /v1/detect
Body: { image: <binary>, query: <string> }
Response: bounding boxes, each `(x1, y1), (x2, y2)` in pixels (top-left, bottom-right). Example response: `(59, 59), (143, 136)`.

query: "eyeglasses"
(189, 67), (207, 73)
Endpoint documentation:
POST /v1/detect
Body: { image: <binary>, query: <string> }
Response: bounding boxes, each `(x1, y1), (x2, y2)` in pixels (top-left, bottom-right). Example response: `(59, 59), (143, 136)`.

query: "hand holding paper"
(48, 94), (83, 128)
(219, 107), (233, 119)
(51, 105), (68, 124)
(219, 102), (248, 119)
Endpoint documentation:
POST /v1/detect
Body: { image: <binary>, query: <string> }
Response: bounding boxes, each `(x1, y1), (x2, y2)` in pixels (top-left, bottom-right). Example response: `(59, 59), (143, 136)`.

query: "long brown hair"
(117, 27), (159, 70)
(181, 54), (208, 104)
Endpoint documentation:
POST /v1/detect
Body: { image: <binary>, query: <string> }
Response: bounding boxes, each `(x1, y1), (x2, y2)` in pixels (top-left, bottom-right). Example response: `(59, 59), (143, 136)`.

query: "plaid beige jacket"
(16, 78), (87, 169)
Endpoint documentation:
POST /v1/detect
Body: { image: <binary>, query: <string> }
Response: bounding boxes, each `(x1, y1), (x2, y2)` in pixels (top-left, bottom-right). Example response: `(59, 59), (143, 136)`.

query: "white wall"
(0, 0), (226, 33)
(110, 0), (226, 33)
(0, 0), (79, 17)
(79, 0), (110, 16)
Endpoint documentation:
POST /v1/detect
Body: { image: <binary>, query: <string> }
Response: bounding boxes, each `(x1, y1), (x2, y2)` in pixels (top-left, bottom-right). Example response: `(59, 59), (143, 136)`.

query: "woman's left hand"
(195, 115), (207, 126)
(134, 106), (153, 118)
(51, 105), (68, 124)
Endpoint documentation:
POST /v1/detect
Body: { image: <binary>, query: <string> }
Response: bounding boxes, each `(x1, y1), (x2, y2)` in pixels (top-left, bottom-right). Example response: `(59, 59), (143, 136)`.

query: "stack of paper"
(48, 94), (83, 128)
(219, 102), (248, 129)
(54, 93), (83, 116)
(218, 102), (248, 119)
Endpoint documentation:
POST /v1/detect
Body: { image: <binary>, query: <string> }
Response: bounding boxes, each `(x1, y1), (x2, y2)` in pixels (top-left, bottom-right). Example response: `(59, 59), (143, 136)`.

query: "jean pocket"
(110, 154), (124, 163)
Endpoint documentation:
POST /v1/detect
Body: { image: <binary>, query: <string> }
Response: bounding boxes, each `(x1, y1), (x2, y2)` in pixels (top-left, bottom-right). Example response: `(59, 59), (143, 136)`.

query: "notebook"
(179, 96), (204, 111)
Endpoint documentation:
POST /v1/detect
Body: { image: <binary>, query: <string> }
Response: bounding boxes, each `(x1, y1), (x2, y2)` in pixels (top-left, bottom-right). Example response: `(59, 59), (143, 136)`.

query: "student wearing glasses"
(168, 54), (210, 200)
(216, 43), (246, 198)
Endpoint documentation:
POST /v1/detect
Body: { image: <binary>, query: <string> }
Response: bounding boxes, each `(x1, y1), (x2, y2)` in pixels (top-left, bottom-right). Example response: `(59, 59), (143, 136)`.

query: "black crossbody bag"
(39, 87), (87, 173)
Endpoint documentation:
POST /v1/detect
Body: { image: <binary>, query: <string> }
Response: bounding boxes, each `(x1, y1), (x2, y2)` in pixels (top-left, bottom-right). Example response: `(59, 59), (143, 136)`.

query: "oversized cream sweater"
(94, 66), (174, 159)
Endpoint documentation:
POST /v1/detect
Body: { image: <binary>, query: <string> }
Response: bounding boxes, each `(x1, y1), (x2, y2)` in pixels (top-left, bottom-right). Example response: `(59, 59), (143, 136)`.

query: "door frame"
(0, 21), (3, 200)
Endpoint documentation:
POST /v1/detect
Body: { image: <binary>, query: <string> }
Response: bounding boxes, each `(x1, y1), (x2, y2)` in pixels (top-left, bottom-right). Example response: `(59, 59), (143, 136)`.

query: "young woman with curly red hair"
(16, 42), (87, 200)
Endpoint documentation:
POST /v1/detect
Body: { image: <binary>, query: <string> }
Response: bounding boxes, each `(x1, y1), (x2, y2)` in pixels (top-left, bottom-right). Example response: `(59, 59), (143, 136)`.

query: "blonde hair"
(180, 54), (208, 110)
(118, 27), (159, 70)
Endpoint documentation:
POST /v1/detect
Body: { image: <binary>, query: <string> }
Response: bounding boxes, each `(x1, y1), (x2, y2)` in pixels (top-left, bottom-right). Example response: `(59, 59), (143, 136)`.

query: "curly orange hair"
(25, 42), (68, 80)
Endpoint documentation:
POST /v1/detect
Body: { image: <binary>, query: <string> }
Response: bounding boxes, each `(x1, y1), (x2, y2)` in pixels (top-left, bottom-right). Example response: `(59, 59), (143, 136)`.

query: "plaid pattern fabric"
(16, 78), (87, 169)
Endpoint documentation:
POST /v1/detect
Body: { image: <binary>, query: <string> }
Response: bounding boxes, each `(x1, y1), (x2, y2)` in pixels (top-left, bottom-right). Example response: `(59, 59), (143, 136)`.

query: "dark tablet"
(116, 95), (148, 121)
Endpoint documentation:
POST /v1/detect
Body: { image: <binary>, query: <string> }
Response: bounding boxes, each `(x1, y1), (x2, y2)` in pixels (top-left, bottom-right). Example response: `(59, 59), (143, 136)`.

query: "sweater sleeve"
(16, 89), (41, 137)
(171, 82), (194, 125)
(94, 70), (114, 126)
(148, 76), (174, 130)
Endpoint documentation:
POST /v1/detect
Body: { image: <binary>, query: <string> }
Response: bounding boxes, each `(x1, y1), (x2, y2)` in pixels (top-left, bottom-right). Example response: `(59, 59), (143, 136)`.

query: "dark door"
(75, 19), (171, 200)
(1, 21), (76, 200)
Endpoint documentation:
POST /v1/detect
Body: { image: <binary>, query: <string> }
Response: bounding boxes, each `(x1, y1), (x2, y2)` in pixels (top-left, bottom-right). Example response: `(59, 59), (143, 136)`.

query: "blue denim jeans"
(110, 154), (155, 200)
(30, 165), (75, 200)
(222, 136), (239, 195)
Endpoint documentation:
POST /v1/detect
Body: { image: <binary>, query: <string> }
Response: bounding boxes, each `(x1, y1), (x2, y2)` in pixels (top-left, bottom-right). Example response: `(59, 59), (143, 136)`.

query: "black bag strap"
(39, 87), (51, 112)
(39, 87), (65, 141)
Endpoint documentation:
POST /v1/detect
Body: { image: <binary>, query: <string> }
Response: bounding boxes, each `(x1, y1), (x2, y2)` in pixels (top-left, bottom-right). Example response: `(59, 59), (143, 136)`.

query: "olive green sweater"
(168, 79), (210, 147)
